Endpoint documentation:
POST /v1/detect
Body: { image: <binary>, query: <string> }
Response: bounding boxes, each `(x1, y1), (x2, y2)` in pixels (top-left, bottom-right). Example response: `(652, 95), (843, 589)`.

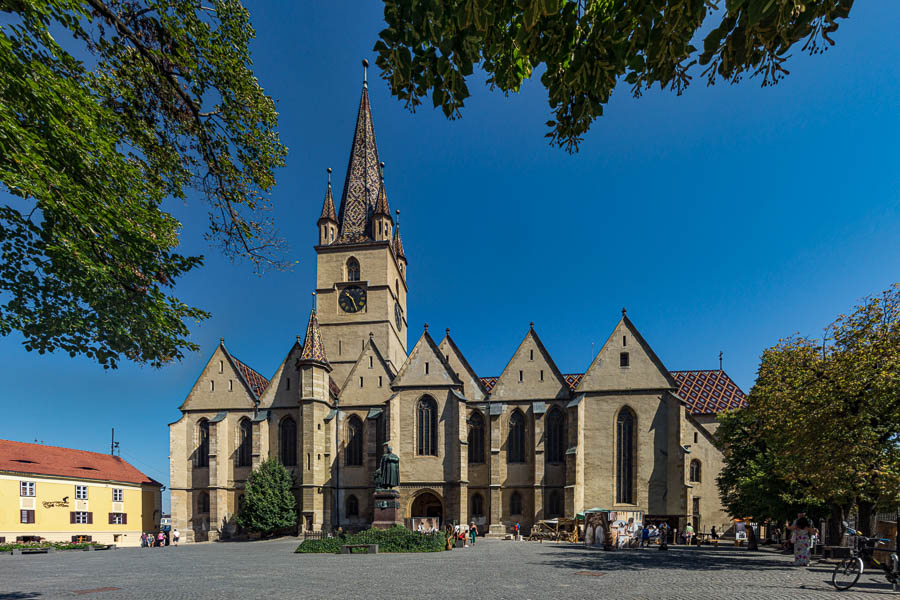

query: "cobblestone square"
(1, 539), (896, 599)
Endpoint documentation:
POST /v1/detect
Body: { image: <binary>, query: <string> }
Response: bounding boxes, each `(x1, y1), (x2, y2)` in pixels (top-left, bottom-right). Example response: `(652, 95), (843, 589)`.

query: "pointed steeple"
(336, 61), (381, 244)
(393, 209), (406, 262)
(298, 308), (331, 371)
(373, 162), (391, 217)
(319, 168), (337, 222)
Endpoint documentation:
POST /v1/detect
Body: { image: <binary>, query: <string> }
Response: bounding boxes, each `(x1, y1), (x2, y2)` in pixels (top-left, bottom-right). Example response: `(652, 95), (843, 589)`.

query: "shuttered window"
(20, 510), (35, 524)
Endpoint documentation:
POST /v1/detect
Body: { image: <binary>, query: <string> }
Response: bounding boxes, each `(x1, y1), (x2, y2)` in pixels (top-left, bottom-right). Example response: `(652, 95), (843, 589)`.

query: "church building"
(168, 69), (747, 542)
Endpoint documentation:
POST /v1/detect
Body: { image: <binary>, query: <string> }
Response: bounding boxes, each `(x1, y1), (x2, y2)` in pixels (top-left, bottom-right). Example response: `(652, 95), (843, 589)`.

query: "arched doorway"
(410, 491), (443, 522)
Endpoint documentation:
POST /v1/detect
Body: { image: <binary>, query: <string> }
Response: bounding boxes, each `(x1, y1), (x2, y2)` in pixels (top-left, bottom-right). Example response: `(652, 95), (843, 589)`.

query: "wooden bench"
(340, 544), (378, 554)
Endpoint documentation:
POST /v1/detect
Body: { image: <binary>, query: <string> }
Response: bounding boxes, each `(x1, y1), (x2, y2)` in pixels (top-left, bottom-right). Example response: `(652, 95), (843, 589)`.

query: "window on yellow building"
(109, 513), (126, 524)
(75, 485), (88, 500)
(20, 510), (35, 524)
(112, 488), (123, 502)
(20, 481), (35, 497)
(71, 511), (92, 524)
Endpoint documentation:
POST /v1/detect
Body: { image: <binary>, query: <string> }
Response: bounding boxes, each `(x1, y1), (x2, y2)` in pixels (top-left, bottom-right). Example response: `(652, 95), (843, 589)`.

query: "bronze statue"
(374, 444), (399, 489)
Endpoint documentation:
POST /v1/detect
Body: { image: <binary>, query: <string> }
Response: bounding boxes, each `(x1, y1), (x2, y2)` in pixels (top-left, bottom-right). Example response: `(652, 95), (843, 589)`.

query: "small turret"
(318, 168), (338, 245)
(373, 162), (393, 242)
(393, 208), (407, 277)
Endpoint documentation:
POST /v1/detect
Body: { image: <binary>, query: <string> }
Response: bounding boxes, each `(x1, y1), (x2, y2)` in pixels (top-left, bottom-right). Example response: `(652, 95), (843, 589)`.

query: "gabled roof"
(230, 355), (270, 399)
(671, 370), (748, 414)
(488, 324), (569, 401)
(339, 336), (396, 401)
(391, 327), (462, 388)
(0, 439), (161, 486)
(336, 84), (381, 244)
(439, 332), (488, 398)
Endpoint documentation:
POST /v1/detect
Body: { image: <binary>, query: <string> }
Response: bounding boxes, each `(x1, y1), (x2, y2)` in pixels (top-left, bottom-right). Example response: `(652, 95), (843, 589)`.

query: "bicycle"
(831, 526), (900, 592)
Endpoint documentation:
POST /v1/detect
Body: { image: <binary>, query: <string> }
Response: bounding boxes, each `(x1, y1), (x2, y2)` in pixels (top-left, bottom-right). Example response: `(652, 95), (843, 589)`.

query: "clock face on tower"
(394, 302), (403, 331)
(339, 286), (366, 313)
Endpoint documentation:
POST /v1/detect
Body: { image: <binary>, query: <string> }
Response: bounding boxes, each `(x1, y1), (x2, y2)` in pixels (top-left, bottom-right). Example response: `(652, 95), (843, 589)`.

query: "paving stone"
(0, 539), (894, 599)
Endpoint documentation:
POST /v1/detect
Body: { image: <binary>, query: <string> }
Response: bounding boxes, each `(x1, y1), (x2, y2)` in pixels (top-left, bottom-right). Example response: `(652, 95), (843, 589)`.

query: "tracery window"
(346, 495), (359, 517)
(471, 493), (484, 517)
(237, 418), (252, 467)
(467, 411), (485, 464)
(616, 407), (636, 504)
(510, 491), (522, 515)
(546, 408), (565, 464)
(197, 419), (209, 467)
(346, 416), (363, 466)
(347, 257), (360, 281)
(280, 417), (297, 466)
(548, 489), (563, 518)
(508, 410), (526, 464)
(417, 397), (437, 456)
(689, 459), (702, 483)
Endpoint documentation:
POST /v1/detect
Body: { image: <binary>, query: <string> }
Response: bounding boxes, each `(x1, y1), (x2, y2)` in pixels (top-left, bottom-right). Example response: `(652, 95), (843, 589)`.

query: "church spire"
(372, 161), (394, 242)
(298, 307), (331, 370)
(393, 209), (406, 265)
(318, 168), (338, 245)
(336, 60), (381, 244)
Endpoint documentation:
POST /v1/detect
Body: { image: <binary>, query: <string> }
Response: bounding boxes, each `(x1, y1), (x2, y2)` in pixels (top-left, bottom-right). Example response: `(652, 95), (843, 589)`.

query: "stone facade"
(168, 76), (747, 542)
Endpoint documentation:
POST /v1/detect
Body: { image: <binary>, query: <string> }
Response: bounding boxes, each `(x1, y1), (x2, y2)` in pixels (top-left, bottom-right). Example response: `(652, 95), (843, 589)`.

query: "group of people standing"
(442, 522), (478, 549)
(140, 529), (180, 548)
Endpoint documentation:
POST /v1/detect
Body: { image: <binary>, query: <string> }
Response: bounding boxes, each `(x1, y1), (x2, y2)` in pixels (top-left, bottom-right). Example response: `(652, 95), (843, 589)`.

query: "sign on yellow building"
(0, 440), (162, 547)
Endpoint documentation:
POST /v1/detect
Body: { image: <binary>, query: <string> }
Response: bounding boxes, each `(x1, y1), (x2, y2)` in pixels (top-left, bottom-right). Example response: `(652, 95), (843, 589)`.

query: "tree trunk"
(857, 500), (874, 537)
(826, 503), (846, 546)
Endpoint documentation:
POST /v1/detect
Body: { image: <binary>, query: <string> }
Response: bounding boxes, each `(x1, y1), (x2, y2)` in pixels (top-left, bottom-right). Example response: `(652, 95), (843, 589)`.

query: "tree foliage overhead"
(717, 284), (900, 526)
(0, 0), (287, 368)
(236, 458), (297, 535)
(374, 0), (854, 151)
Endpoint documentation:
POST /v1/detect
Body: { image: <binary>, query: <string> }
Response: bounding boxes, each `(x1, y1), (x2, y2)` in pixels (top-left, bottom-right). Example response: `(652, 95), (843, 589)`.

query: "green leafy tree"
(236, 458), (298, 535)
(0, 0), (287, 368)
(374, 0), (854, 151)
(717, 284), (900, 540)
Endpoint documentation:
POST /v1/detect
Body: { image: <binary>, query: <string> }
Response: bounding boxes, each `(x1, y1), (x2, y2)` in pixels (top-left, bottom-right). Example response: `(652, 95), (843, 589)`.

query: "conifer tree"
(236, 458), (297, 535)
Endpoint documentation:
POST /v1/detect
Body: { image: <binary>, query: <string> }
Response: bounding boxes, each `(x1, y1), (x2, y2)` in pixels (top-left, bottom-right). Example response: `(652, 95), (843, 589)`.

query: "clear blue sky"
(2, 2), (898, 512)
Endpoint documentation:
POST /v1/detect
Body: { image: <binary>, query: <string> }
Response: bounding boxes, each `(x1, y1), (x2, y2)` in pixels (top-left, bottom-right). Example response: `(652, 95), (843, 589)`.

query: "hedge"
(0, 541), (102, 552)
(296, 526), (445, 554)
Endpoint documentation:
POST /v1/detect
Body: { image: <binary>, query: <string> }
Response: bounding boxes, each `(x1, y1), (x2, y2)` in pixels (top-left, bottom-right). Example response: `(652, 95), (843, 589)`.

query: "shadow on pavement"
(0, 593), (43, 599)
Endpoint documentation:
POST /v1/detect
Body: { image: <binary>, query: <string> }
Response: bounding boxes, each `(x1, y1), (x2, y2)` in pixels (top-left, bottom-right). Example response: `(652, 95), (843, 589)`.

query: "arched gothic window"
(346, 494), (359, 517)
(237, 418), (252, 467)
(548, 489), (563, 518)
(508, 410), (526, 464)
(468, 411), (485, 464)
(417, 397), (437, 456)
(470, 493), (484, 517)
(546, 408), (565, 464)
(689, 459), (702, 483)
(616, 407), (636, 504)
(197, 492), (210, 514)
(347, 257), (360, 281)
(510, 491), (522, 515)
(197, 419), (210, 467)
(346, 416), (363, 466)
(280, 417), (297, 466)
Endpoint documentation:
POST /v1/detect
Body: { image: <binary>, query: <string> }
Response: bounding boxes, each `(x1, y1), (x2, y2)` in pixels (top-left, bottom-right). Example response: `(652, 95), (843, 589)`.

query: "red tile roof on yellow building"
(478, 370), (747, 415)
(0, 439), (161, 486)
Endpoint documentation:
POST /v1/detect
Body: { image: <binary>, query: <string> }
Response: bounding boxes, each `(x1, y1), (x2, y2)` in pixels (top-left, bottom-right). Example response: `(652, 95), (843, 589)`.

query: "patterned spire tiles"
(336, 86), (381, 244)
(319, 180), (337, 222)
(374, 176), (391, 216)
(299, 309), (330, 368)
(393, 225), (406, 261)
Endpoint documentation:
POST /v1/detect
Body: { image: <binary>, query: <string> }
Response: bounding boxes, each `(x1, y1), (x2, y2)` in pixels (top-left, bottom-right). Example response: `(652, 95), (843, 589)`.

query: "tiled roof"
(231, 355), (270, 398)
(337, 85), (381, 244)
(393, 226), (405, 261)
(319, 179), (337, 222)
(373, 175), (390, 216)
(0, 439), (161, 486)
(670, 370), (748, 414)
(329, 376), (341, 399)
(298, 309), (330, 368)
(478, 370), (746, 415)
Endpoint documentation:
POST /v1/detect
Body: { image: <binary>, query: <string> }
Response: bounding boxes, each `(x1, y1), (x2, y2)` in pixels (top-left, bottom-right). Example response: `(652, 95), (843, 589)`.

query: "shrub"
(237, 458), (298, 535)
(295, 526), (445, 553)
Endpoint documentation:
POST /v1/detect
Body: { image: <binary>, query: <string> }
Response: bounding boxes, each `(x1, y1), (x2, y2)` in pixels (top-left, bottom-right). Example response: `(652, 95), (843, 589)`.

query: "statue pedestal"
(372, 489), (403, 529)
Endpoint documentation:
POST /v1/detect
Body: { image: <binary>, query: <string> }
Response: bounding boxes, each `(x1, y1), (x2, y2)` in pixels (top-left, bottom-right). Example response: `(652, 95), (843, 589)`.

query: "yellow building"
(0, 440), (162, 547)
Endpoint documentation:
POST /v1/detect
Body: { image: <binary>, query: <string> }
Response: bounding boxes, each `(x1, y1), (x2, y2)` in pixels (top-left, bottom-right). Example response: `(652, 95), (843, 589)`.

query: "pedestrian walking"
(658, 522), (669, 551)
(469, 522), (478, 547)
(791, 517), (814, 566)
(710, 525), (718, 540)
(685, 523), (694, 546)
(140, 533), (146, 548)
(157, 531), (165, 548)
(173, 528), (180, 547)
(641, 524), (650, 548)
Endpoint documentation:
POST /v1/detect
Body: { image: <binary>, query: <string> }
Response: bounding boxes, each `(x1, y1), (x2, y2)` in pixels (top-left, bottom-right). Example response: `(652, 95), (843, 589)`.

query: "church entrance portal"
(410, 492), (443, 522)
